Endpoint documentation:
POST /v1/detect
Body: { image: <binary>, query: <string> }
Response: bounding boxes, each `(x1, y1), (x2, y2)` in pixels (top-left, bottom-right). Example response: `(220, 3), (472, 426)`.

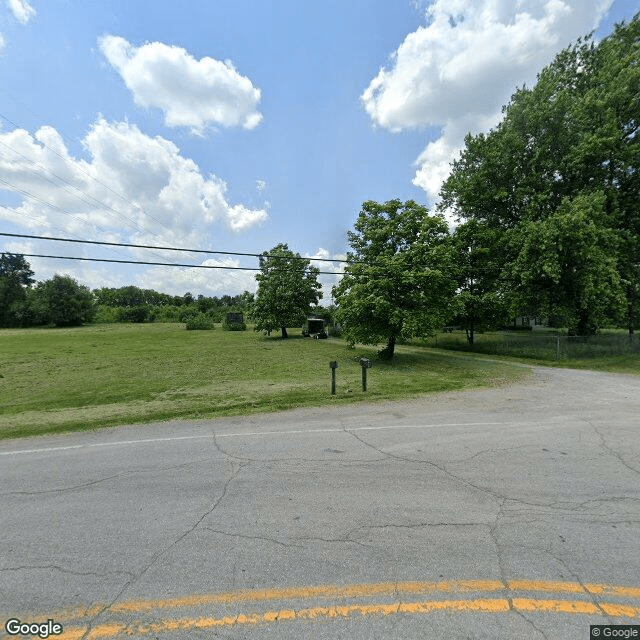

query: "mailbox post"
(359, 358), (371, 391)
(329, 360), (338, 395)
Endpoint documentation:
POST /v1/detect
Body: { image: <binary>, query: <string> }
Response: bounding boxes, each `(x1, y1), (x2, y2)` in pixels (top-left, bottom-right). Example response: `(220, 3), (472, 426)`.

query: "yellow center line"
(508, 580), (585, 594)
(22, 580), (506, 622)
(586, 584), (640, 599)
(111, 579), (505, 613)
(511, 598), (602, 615)
(53, 597), (640, 639)
(10, 579), (640, 625)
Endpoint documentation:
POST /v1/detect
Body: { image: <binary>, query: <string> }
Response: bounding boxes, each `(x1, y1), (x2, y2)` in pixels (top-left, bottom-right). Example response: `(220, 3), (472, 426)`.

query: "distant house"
(509, 316), (547, 329)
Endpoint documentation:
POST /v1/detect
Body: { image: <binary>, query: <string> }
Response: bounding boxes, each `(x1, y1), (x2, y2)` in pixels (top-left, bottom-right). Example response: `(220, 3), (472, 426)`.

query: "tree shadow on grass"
(260, 333), (309, 341)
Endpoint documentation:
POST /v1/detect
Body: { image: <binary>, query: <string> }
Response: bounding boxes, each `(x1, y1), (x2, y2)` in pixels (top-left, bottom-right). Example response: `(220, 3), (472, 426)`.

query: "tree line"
(93, 287), (252, 324)
(0, 255), (254, 328)
(0, 255), (95, 328)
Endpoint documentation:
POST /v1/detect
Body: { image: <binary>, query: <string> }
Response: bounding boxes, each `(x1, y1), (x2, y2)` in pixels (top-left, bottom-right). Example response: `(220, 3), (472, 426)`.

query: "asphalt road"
(1, 365), (639, 639)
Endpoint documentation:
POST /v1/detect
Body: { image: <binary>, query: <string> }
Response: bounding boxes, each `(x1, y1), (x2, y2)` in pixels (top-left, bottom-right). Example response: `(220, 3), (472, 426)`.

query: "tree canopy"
(440, 13), (640, 335)
(31, 275), (95, 327)
(448, 220), (507, 344)
(0, 256), (96, 328)
(252, 243), (322, 338)
(0, 253), (35, 327)
(333, 199), (456, 358)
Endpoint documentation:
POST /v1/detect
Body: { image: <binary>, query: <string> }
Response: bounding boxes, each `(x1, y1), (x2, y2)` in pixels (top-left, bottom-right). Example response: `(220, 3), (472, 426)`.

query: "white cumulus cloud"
(99, 35), (263, 135)
(7, 0), (35, 24)
(362, 0), (613, 205)
(0, 118), (268, 249)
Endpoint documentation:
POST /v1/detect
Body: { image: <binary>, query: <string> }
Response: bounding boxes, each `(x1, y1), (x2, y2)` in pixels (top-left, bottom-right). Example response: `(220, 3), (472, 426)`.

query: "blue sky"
(0, 0), (637, 300)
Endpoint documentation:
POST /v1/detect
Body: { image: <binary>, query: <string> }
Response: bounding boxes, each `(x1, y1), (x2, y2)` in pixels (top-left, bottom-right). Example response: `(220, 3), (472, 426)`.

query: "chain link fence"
(428, 331), (640, 360)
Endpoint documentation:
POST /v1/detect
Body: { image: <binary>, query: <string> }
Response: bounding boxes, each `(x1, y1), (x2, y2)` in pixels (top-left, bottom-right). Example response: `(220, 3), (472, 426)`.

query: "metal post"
(360, 358), (371, 392)
(330, 361), (338, 394)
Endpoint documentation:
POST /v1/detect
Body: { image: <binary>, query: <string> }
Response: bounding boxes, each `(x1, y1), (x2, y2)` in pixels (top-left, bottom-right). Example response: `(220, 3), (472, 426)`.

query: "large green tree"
(448, 220), (507, 344)
(507, 192), (625, 335)
(252, 243), (322, 338)
(440, 14), (639, 335)
(0, 253), (35, 327)
(333, 200), (456, 359)
(31, 274), (95, 327)
(579, 15), (640, 334)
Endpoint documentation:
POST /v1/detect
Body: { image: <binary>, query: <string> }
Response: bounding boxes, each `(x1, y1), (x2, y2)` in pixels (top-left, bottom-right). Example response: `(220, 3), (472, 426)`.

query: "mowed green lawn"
(0, 323), (529, 440)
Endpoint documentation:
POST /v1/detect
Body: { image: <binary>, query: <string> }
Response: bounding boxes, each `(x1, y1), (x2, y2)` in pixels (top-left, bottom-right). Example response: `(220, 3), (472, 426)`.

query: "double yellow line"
(7, 579), (640, 639)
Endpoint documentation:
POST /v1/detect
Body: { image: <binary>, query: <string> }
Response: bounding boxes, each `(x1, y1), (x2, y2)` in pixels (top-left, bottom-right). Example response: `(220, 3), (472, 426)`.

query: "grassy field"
(421, 330), (640, 374)
(0, 323), (529, 440)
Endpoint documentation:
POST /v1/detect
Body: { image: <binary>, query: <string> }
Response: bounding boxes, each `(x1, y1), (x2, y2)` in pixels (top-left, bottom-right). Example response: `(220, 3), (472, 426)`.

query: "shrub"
(222, 320), (247, 331)
(185, 313), (215, 330)
(153, 305), (182, 323)
(179, 304), (201, 322)
(116, 305), (151, 323)
(328, 324), (342, 338)
(94, 305), (119, 324)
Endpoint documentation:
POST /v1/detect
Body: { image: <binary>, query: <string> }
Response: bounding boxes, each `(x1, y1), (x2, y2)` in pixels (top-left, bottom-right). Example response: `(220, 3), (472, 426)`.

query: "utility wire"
(0, 205), (184, 267)
(0, 232), (349, 264)
(0, 112), (174, 238)
(0, 112), (272, 272)
(0, 141), (160, 240)
(0, 186), (127, 254)
(4, 249), (512, 280)
(0, 118), (341, 268)
(0, 157), (196, 268)
(12, 253), (343, 275)
(0, 232), (524, 275)
(0, 251), (561, 288)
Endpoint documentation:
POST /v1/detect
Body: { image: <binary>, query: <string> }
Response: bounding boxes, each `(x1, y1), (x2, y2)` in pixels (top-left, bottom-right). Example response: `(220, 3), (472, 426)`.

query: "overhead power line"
(0, 113), (343, 270)
(0, 205), (194, 268)
(0, 111), (175, 241)
(0, 143), (159, 240)
(0, 232), (349, 264)
(12, 253), (343, 275)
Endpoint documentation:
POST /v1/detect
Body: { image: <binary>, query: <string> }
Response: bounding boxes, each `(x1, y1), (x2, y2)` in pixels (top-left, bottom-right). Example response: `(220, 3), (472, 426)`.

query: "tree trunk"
(281, 326), (288, 339)
(573, 311), (597, 338)
(380, 334), (396, 359)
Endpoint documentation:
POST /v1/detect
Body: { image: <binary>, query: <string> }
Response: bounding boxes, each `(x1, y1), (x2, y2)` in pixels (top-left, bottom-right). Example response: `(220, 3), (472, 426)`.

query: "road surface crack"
(0, 457), (224, 496)
(78, 459), (249, 640)
(343, 426), (552, 511)
(294, 534), (372, 550)
(203, 527), (303, 549)
(0, 472), (127, 496)
(212, 432), (258, 462)
(490, 500), (549, 640)
(0, 564), (135, 579)
(522, 544), (616, 625)
(586, 419), (640, 477)
(354, 521), (490, 531)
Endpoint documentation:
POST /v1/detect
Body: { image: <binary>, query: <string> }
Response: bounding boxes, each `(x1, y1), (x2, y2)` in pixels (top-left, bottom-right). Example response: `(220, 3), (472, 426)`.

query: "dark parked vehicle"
(302, 317), (328, 339)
